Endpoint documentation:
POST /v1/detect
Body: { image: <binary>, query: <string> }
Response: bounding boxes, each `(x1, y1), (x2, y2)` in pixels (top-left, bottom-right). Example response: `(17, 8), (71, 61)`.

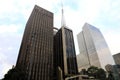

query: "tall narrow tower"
(61, 0), (66, 27)
(53, 2), (78, 80)
(16, 5), (53, 80)
(54, 27), (78, 80)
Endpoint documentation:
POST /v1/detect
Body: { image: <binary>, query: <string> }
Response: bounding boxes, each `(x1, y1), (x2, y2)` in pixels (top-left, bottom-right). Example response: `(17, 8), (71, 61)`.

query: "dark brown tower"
(54, 27), (78, 80)
(16, 5), (53, 80)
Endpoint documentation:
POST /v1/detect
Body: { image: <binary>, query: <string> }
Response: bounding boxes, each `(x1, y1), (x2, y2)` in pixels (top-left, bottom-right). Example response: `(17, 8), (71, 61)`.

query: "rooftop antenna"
(61, 0), (66, 27)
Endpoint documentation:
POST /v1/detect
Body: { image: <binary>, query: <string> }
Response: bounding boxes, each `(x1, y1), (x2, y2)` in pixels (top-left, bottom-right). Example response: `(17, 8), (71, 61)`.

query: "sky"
(0, 0), (120, 78)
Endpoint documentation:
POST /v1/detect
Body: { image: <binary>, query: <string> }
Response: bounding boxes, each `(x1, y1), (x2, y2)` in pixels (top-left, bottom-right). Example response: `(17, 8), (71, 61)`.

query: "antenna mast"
(61, 0), (66, 27)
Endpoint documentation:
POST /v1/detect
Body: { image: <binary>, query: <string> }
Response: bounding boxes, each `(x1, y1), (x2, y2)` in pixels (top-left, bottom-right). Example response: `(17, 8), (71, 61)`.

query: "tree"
(87, 66), (98, 78)
(87, 66), (106, 79)
(107, 71), (115, 80)
(80, 69), (88, 75)
(2, 67), (26, 80)
(96, 68), (106, 80)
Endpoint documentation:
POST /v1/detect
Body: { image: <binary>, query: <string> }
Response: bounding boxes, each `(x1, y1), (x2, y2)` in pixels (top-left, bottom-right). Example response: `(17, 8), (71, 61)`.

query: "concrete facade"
(113, 53), (120, 65)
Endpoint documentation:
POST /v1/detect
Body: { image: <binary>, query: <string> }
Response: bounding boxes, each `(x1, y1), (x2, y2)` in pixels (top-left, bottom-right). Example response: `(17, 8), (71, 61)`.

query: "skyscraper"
(16, 5), (53, 80)
(77, 23), (115, 71)
(54, 27), (78, 80)
(113, 53), (120, 65)
(53, 2), (78, 79)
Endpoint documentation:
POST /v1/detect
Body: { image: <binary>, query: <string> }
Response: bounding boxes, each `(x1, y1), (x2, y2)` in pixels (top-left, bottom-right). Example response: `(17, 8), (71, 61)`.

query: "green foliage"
(96, 68), (106, 80)
(87, 66), (98, 78)
(2, 67), (26, 80)
(107, 71), (115, 80)
(87, 66), (106, 80)
(80, 69), (88, 75)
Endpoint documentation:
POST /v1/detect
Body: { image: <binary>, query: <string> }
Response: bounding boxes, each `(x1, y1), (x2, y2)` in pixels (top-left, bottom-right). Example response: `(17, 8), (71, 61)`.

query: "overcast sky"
(0, 0), (120, 78)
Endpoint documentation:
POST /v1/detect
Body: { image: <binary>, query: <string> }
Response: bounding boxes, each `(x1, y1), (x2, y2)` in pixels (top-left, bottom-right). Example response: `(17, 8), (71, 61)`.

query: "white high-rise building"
(77, 23), (115, 71)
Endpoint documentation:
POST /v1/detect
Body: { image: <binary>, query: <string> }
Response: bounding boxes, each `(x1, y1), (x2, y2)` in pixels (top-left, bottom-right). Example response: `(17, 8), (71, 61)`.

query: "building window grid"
(30, 11), (39, 79)
(37, 27), (41, 79)
(17, 6), (53, 80)
(70, 32), (78, 73)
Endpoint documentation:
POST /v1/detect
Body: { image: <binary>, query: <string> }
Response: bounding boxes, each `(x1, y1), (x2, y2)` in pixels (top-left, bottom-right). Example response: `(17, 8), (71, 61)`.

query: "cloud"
(91, 0), (120, 54)
(0, 0), (34, 78)
(103, 29), (120, 54)
(0, 24), (21, 33)
(0, 33), (22, 78)
(0, 0), (120, 79)
(0, 51), (12, 78)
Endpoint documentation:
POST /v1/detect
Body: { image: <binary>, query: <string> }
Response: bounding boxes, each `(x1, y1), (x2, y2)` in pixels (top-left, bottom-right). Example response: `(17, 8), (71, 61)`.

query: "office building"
(54, 27), (78, 80)
(105, 64), (120, 79)
(77, 23), (115, 71)
(16, 5), (53, 80)
(113, 53), (120, 65)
